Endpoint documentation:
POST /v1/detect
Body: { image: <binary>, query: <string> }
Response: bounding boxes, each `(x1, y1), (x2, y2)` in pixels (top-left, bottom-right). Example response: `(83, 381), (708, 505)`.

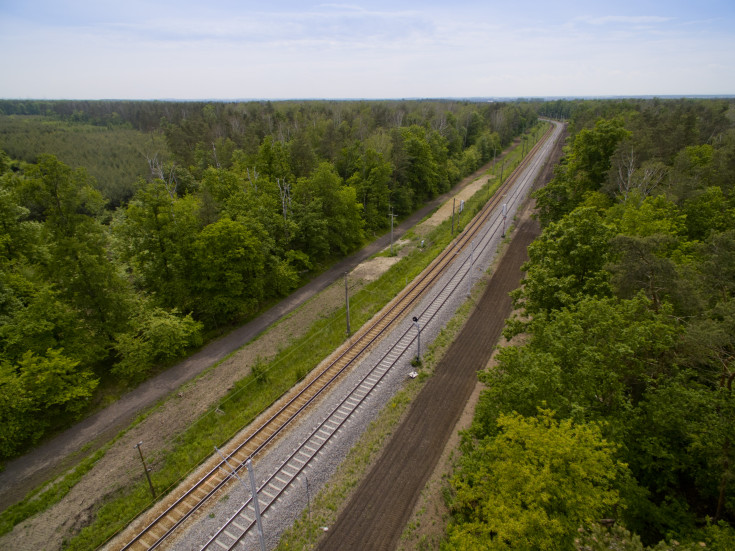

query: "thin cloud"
(1, 1), (733, 99)
(582, 15), (673, 26)
(100, 6), (432, 48)
(315, 3), (368, 12)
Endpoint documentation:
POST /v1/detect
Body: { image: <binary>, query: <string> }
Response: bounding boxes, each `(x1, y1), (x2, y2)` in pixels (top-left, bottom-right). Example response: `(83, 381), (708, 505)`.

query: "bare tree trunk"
(212, 143), (220, 169)
(277, 178), (291, 223)
(246, 167), (260, 192)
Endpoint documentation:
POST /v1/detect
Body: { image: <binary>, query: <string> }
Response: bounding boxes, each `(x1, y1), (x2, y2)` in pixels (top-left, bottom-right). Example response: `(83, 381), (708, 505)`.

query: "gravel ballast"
(164, 122), (564, 551)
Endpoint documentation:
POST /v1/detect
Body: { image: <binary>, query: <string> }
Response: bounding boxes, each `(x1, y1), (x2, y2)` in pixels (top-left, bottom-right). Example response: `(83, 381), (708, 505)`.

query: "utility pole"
(501, 202), (507, 238)
(389, 208), (397, 255)
(451, 198), (456, 235)
(344, 271), (351, 336)
(305, 476), (311, 521)
(214, 448), (266, 551)
(467, 239), (476, 297)
(247, 458), (266, 551)
(490, 145), (498, 201)
(135, 441), (156, 499)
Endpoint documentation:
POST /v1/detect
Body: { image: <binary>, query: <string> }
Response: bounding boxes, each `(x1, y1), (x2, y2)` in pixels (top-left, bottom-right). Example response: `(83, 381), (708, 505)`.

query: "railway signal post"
(412, 316), (421, 364)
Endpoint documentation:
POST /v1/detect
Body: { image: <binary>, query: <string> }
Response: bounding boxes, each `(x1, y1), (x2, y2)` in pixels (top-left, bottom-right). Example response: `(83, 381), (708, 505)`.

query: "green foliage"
(0, 99), (534, 465)
(60, 153), (502, 551)
(0, 115), (169, 206)
(256, 136), (293, 181)
(575, 520), (735, 551)
(292, 161), (365, 261)
(18, 349), (97, 411)
(607, 194), (687, 238)
(482, 295), (680, 435)
(457, 98), (735, 549)
(20, 155), (133, 340)
(683, 187), (735, 241)
(0, 349), (98, 457)
(394, 125), (442, 204)
(346, 147), (392, 232)
(112, 181), (202, 311)
(445, 411), (625, 551)
(250, 356), (269, 385)
(0, 360), (36, 457)
(510, 206), (614, 319)
(191, 216), (267, 324)
(535, 117), (630, 225)
(113, 305), (202, 383)
(574, 523), (704, 551)
(463, 292), (732, 544)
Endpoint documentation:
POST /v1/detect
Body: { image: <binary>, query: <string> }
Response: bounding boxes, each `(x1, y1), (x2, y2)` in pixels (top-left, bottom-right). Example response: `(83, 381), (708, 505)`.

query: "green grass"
(3, 134), (533, 551)
(0, 448), (107, 537)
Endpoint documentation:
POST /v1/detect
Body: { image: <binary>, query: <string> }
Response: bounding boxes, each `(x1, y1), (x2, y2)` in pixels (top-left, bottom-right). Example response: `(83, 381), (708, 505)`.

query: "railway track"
(112, 121), (562, 551)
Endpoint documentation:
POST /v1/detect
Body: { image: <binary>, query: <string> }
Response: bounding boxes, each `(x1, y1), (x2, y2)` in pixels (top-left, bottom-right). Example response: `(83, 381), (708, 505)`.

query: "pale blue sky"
(1, 1), (733, 99)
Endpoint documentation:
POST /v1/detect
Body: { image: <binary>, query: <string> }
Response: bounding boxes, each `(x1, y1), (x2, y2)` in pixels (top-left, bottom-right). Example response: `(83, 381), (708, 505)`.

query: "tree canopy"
(447, 97), (735, 550)
(0, 99), (535, 462)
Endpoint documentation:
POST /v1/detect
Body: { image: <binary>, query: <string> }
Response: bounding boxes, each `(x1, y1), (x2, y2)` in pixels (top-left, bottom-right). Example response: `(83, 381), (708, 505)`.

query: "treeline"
(444, 98), (735, 549)
(0, 99), (536, 461)
(0, 99), (184, 131)
(0, 99), (538, 211)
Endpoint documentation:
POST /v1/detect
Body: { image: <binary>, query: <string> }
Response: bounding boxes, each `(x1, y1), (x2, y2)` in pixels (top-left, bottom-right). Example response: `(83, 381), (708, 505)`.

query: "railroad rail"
(112, 121), (561, 551)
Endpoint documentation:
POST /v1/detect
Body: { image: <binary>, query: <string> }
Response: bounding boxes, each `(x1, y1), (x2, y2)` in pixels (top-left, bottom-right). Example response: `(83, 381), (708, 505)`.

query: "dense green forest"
(0, 99), (537, 462)
(0, 116), (169, 206)
(444, 98), (735, 549)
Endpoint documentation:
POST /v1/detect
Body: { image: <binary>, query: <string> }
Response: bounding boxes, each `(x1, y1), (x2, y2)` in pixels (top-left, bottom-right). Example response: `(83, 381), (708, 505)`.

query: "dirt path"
(316, 127), (566, 551)
(395, 126), (566, 551)
(316, 210), (541, 551)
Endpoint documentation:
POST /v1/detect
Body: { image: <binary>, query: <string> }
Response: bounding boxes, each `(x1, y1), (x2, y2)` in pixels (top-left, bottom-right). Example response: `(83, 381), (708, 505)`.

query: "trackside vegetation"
(58, 132), (534, 551)
(0, 99), (537, 464)
(443, 98), (735, 550)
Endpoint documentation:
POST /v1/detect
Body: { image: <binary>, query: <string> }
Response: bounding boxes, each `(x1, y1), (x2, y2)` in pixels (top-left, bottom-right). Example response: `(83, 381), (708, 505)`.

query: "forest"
(0, 98), (537, 462)
(443, 98), (735, 549)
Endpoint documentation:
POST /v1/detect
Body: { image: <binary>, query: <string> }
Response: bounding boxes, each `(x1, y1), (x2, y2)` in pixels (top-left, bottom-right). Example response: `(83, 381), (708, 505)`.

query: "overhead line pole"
(135, 441), (156, 499)
(389, 208), (397, 255)
(345, 271), (351, 336)
(451, 198), (456, 235)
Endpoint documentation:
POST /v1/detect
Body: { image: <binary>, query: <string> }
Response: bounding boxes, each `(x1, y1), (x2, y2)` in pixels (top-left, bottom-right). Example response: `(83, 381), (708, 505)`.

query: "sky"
(1, 0), (734, 100)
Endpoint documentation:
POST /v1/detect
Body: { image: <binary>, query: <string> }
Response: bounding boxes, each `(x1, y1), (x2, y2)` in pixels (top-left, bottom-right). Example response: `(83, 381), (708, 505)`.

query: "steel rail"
(113, 122), (559, 551)
(203, 121), (561, 550)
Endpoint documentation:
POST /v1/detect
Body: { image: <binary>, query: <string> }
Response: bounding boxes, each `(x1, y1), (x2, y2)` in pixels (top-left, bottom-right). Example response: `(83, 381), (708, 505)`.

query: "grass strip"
(274, 239), (493, 551)
(39, 131), (540, 551)
(65, 176), (489, 550)
(0, 447), (107, 537)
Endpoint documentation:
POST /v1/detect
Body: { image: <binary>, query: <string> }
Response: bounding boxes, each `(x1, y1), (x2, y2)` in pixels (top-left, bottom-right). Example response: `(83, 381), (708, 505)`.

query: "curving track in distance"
(112, 121), (562, 551)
